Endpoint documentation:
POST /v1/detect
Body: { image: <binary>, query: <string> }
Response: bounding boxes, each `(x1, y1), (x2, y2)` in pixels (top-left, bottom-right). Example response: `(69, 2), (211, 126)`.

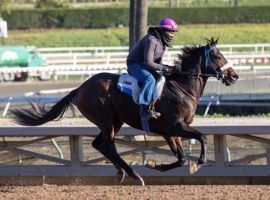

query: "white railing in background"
(37, 43), (270, 54)
(0, 64), (270, 83)
(1, 43), (270, 81)
(36, 44), (270, 69)
(40, 52), (270, 67)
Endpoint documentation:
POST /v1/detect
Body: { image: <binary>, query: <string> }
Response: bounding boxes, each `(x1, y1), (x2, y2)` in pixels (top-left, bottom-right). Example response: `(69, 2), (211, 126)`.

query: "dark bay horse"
(11, 38), (239, 185)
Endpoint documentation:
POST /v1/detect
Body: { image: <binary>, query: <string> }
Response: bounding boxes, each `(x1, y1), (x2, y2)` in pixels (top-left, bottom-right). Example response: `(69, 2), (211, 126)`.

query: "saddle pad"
(117, 73), (165, 104)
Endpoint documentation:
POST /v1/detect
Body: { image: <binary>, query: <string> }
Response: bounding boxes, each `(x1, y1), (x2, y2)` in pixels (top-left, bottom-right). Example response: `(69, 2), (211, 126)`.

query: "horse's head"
(173, 37), (239, 86)
(203, 37), (239, 86)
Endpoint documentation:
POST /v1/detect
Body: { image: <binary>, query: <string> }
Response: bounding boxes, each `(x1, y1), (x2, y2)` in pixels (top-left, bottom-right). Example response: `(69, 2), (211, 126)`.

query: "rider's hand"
(162, 65), (173, 75)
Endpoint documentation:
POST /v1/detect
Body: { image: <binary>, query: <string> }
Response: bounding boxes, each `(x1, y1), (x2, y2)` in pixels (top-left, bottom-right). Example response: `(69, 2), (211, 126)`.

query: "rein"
(175, 71), (216, 78)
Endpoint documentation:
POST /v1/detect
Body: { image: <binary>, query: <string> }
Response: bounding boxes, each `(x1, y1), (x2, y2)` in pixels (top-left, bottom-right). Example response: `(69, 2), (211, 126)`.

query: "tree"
(135, 0), (148, 43)
(0, 0), (12, 18)
(129, 0), (137, 52)
(169, 0), (180, 8)
(129, 0), (148, 52)
(230, 0), (238, 6)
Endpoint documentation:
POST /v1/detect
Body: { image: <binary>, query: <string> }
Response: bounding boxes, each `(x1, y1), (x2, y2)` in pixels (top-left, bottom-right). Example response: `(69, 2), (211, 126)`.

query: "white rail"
(0, 65), (270, 74)
(1, 44), (270, 82)
(37, 43), (270, 54)
(40, 53), (270, 67)
(0, 119), (269, 184)
(37, 43), (270, 67)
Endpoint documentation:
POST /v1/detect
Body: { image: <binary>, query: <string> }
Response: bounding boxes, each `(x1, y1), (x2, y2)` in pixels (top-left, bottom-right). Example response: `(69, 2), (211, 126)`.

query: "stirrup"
(141, 110), (161, 120)
(148, 110), (161, 119)
(148, 102), (161, 119)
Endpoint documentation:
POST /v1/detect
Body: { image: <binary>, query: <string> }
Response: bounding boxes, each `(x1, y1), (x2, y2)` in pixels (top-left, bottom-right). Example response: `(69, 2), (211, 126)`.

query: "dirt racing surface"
(0, 185), (270, 200)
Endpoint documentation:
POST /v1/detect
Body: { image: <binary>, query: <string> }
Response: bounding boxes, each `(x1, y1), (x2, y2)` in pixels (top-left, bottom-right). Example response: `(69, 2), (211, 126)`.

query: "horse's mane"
(174, 45), (202, 70)
(179, 45), (201, 60)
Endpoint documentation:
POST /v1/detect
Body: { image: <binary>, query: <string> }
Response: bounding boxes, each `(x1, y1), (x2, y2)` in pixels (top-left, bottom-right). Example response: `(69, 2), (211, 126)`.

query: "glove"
(162, 65), (173, 75)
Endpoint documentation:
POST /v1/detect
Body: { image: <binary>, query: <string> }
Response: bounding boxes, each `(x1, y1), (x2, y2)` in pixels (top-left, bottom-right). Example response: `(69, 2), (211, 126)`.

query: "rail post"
(266, 147), (270, 175)
(214, 135), (229, 166)
(2, 96), (12, 117)
(69, 136), (83, 166)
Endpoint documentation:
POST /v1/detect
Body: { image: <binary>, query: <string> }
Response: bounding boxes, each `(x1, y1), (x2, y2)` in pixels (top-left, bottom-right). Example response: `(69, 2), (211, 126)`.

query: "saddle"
(117, 73), (166, 104)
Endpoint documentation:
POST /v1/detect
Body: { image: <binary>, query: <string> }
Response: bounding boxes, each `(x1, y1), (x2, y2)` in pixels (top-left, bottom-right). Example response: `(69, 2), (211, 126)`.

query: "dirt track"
(0, 185), (270, 200)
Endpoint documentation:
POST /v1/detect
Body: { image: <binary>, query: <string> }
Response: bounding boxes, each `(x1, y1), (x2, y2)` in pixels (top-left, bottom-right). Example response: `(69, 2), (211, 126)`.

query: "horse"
(11, 37), (239, 186)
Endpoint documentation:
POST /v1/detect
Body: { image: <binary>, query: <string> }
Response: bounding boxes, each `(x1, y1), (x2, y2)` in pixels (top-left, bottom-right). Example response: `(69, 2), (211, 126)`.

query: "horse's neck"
(176, 75), (207, 100)
(176, 58), (207, 100)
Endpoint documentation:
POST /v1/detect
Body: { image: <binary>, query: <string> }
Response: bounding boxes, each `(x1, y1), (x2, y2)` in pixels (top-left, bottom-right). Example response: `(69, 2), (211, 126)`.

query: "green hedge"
(148, 6), (270, 24)
(3, 6), (270, 29)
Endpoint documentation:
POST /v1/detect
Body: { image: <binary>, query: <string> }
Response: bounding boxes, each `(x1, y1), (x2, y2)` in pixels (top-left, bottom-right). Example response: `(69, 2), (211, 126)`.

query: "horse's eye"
(213, 55), (221, 60)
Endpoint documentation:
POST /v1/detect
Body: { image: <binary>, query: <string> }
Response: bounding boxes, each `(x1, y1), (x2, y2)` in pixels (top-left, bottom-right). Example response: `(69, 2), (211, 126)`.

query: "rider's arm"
(143, 38), (167, 71)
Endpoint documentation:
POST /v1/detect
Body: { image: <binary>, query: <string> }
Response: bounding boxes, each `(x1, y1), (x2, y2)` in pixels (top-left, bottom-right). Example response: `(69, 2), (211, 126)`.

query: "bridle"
(171, 45), (228, 104)
(204, 45), (217, 74)
(175, 45), (228, 79)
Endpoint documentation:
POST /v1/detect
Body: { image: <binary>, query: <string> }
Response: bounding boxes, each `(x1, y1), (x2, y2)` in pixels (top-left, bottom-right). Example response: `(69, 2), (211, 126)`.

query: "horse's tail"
(11, 89), (78, 126)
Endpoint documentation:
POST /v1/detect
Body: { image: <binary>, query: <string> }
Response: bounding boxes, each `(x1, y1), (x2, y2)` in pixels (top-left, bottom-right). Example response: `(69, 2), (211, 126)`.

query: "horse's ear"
(210, 37), (215, 45)
(205, 37), (211, 47)
(215, 37), (219, 45)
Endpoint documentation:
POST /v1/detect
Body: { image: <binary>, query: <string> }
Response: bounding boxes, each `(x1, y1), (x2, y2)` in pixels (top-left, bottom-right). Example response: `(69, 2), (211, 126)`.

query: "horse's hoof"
(179, 158), (187, 167)
(145, 159), (156, 169)
(133, 172), (145, 186)
(134, 176), (145, 186)
(145, 161), (167, 172)
(197, 158), (206, 165)
(189, 163), (202, 174)
(116, 170), (126, 184)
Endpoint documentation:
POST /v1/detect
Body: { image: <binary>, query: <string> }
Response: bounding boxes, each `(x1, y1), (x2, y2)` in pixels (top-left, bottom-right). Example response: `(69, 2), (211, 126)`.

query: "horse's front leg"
(146, 122), (207, 171)
(174, 122), (207, 165)
(146, 136), (186, 172)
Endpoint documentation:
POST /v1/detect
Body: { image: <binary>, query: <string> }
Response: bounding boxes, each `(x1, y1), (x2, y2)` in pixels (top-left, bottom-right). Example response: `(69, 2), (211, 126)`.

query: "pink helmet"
(158, 18), (179, 32)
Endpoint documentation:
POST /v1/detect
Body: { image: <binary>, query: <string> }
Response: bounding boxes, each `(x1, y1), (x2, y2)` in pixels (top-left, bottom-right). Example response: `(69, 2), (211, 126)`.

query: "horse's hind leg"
(92, 133), (126, 183)
(94, 123), (145, 186)
(92, 120), (126, 183)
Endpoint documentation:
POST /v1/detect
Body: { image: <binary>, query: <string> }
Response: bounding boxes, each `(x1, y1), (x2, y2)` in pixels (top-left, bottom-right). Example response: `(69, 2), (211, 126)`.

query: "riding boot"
(140, 104), (161, 132)
(140, 105), (150, 133)
(140, 105), (149, 120)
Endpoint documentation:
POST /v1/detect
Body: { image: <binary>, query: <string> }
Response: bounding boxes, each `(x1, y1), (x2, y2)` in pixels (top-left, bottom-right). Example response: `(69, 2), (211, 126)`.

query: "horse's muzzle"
(222, 74), (239, 86)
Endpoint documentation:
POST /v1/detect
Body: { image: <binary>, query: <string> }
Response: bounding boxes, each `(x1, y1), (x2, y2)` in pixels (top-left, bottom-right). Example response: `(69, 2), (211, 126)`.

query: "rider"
(127, 18), (179, 122)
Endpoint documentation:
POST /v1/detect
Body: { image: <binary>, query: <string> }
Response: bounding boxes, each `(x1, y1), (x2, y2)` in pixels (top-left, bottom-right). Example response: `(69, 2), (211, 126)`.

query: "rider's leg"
(128, 64), (160, 119)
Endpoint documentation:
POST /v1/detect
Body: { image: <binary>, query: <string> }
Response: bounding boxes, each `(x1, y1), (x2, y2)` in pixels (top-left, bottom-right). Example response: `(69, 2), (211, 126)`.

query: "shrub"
(2, 6), (270, 29)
